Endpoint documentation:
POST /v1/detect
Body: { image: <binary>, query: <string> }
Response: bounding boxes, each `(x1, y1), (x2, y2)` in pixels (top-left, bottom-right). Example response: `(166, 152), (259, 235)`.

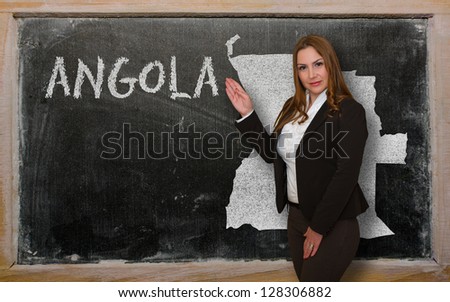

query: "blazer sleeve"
(234, 111), (278, 163)
(309, 99), (368, 235)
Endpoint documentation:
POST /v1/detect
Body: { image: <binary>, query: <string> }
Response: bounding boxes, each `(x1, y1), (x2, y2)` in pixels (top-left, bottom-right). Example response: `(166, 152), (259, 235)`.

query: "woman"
(225, 35), (369, 281)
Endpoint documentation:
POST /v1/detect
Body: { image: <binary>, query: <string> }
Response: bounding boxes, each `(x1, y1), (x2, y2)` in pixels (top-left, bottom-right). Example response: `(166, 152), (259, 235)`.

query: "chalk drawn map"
(225, 35), (408, 239)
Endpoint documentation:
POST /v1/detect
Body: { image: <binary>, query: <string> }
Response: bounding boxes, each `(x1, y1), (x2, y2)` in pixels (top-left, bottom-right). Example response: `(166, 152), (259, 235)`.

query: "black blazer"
(235, 98), (369, 235)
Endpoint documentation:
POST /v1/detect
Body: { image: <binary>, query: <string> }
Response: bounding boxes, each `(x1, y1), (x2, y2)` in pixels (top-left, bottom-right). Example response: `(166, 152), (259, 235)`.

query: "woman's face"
(296, 46), (329, 102)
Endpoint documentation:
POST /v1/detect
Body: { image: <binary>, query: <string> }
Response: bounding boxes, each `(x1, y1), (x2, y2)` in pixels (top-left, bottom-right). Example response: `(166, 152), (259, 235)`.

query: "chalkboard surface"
(18, 18), (429, 263)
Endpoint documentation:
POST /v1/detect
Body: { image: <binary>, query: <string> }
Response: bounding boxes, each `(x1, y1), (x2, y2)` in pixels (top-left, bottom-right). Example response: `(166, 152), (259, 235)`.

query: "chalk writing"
(45, 56), (219, 100)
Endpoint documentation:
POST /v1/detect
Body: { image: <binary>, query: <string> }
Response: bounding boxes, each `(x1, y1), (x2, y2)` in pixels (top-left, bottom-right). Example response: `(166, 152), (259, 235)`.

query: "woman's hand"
(225, 78), (254, 117)
(303, 227), (323, 259)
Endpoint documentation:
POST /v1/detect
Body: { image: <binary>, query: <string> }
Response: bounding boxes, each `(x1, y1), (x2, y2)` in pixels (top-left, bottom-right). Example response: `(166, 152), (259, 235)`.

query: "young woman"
(225, 35), (369, 281)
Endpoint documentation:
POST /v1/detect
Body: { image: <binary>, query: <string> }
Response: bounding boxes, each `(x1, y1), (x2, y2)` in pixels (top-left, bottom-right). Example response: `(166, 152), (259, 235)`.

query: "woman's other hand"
(225, 78), (254, 117)
(303, 227), (323, 259)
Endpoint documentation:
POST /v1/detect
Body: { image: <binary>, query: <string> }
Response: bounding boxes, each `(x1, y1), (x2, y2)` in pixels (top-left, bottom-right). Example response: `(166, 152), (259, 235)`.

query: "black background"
(18, 18), (429, 263)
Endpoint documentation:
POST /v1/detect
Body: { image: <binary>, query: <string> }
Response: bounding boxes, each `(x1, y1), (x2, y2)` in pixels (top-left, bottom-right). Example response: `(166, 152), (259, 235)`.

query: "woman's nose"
(308, 67), (315, 79)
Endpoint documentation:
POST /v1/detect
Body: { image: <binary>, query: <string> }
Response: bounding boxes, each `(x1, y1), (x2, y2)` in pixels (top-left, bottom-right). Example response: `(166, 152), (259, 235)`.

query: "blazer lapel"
(304, 101), (329, 134)
(296, 101), (329, 158)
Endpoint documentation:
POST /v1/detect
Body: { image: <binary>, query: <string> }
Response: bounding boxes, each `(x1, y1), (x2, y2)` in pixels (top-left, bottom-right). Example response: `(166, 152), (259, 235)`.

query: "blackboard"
(18, 17), (429, 263)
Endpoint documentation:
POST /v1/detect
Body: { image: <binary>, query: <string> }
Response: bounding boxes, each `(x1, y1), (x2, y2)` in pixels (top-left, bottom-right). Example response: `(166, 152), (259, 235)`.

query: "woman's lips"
(310, 81), (322, 87)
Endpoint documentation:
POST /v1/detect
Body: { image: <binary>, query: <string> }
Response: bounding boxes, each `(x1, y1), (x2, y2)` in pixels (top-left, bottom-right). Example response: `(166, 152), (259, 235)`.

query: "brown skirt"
(287, 202), (360, 282)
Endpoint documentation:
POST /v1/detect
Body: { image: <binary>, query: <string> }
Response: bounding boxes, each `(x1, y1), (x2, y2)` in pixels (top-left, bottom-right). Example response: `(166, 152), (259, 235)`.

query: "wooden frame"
(1, 1), (449, 270)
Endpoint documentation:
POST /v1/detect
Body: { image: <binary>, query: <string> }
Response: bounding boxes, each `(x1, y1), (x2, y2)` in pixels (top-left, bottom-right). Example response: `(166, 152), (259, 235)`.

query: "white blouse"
(276, 90), (327, 204)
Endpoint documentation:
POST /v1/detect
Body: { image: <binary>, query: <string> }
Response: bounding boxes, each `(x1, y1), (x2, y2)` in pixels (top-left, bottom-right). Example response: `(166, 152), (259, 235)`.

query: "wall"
(1, 0), (449, 268)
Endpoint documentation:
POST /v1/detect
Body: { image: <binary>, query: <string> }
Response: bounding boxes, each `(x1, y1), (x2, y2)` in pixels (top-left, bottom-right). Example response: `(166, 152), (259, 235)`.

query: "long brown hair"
(273, 35), (353, 133)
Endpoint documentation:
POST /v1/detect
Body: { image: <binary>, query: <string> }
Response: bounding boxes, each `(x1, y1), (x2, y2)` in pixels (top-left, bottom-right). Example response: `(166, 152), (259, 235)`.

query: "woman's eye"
(314, 61), (324, 67)
(298, 66), (306, 71)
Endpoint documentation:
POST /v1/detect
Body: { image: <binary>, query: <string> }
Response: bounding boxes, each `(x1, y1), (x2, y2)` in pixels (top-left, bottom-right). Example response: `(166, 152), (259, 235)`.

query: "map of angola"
(225, 35), (408, 239)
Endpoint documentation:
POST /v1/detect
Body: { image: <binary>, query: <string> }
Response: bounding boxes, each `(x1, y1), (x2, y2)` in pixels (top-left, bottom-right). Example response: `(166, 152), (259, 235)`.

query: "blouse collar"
(306, 89), (328, 113)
